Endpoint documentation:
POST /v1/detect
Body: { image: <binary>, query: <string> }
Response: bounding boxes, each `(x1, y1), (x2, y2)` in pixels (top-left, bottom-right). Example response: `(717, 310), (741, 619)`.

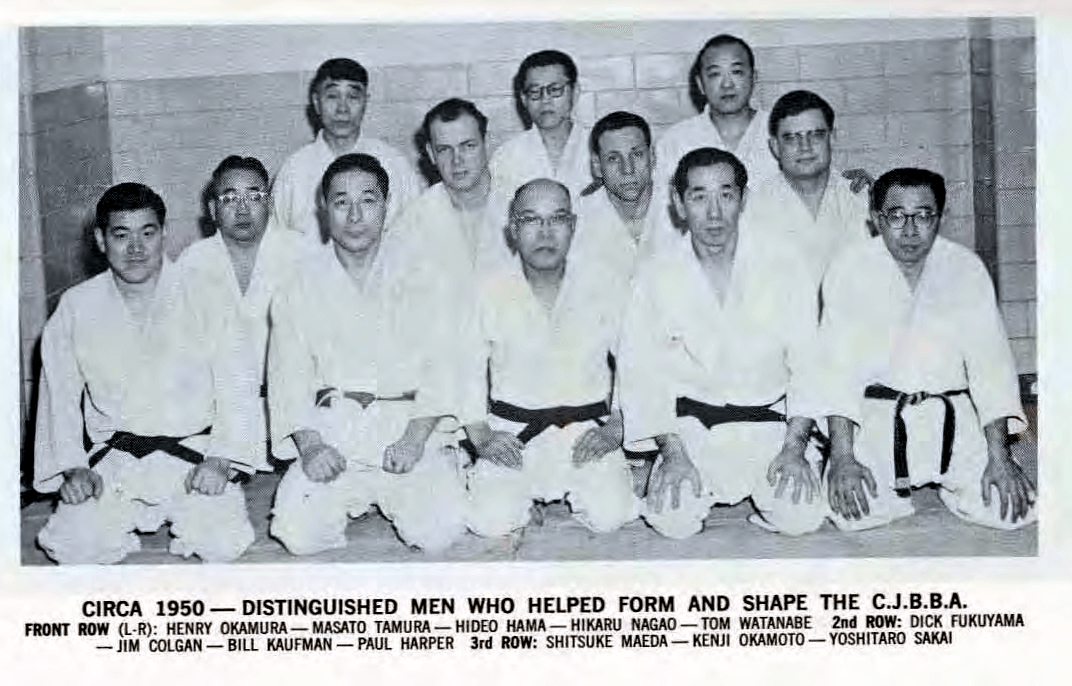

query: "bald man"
(461, 178), (638, 537)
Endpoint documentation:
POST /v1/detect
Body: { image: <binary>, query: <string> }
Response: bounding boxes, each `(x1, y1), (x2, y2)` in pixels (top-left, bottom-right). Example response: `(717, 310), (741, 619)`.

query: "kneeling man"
(619, 148), (828, 538)
(820, 167), (1036, 530)
(35, 183), (256, 564)
(268, 153), (468, 554)
(463, 179), (638, 536)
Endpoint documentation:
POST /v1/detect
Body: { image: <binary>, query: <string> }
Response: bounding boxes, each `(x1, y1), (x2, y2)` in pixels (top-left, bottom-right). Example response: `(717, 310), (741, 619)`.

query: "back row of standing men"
(33, 35), (1036, 563)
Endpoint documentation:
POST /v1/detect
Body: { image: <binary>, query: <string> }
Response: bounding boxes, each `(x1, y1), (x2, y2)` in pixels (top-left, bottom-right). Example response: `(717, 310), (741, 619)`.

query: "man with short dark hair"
(575, 110), (666, 279)
(392, 98), (512, 272)
(619, 148), (827, 538)
(271, 57), (421, 245)
(462, 178), (638, 537)
(490, 50), (593, 199)
(35, 183), (256, 564)
(817, 167), (1035, 531)
(178, 156), (311, 472)
(654, 35), (780, 197)
(748, 90), (871, 285)
(268, 154), (469, 555)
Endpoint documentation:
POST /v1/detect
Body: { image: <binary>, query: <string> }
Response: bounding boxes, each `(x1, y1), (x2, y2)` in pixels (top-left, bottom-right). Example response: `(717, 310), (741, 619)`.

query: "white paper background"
(2, 2), (1070, 682)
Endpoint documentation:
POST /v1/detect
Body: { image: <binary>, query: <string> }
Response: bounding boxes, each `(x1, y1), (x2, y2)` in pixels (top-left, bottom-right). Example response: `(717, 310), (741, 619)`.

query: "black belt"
(863, 384), (970, 497)
(675, 395), (829, 453)
(85, 426), (245, 483)
(315, 387), (417, 409)
(676, 396), (786, 428)
(489, 398), (609, 445)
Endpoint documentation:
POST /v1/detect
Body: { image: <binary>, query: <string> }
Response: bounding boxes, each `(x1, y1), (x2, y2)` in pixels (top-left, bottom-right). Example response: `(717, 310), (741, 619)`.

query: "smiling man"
(268, 153), (469, 555)
(34, 183), (256, 564)
(271, 58), (421, 246)
(461, 178), (638, 538)
(618, 148), (827, 538)
(490, 50), (593, 200)
(816, 168), (1036, 531)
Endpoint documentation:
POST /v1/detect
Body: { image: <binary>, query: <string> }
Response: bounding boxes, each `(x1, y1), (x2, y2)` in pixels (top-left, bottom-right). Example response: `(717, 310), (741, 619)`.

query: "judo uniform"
(653, 107), (779, 211)
(270, 131), (422, 246)
(574, 187), (671, 283)
(34, 261), (255, 564)
(463, 254), (639, 536)
(176, 226), (312, 470)
(618, 228), (828, 538)
(815, 236), (1035, 530)
(747, 170), (871, 288)
(489, 124), (593, 200)
(267, 238), (469, 554)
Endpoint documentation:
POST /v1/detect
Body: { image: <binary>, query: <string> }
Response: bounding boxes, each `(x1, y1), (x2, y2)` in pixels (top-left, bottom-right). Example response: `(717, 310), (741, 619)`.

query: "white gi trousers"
(37, 435), (254, 564)
(270, 400), (468, 554)
(466, 416), (640, 537)
(830, 393), (1038, 531)
(642, 416), (828, 539)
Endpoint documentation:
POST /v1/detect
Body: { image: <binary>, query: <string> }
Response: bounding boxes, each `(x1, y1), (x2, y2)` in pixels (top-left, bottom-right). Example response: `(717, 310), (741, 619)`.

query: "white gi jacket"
(176, 227), (312, 470)
(574, 187), (671, 283)
(471, 253), (628, 412)
(268, 238), (464, 462)
(815, 236), (1027, 435)
(489, 124), (593, 200)
(654, 107), (779, 200)
(747, 170), (871, 287)
(34, 260), (251, 491)
(270, 130), (422, 245)
(619, 225), (817, 445)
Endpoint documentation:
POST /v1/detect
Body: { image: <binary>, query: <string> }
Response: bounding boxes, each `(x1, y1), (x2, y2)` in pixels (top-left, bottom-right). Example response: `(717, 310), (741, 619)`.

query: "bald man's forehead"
(516, 180), (572, 212)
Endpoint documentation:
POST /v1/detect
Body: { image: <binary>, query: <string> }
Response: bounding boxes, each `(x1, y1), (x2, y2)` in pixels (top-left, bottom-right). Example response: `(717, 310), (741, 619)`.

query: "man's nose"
(347, 201), (363, 222)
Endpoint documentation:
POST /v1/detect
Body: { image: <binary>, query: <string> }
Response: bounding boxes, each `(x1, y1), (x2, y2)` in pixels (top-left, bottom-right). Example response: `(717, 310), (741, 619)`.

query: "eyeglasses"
(218, 190), (268, 206)
(514, 211), (575, 230)
(523, 82), (569, 101)
(778, 129), (829, 149)
(880, 208), (939, 230)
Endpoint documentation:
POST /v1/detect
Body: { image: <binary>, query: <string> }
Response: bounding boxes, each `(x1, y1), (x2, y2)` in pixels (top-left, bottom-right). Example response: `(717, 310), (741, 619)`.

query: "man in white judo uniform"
(271, 58), (421, 246)
(391, 98), (512, 273)
(35, 183), (255, 564)
(819, 167), (1036, 530)
(654, 35), (780, 197)
(178, 156), (310, 470)
(462, 179), (638, 537)
(575, 111), (667, 280)
(748, 90), (871, 287)
(619, 148), (828, 538)
(490, 50), (593, 200)
(268, 153), (468, 554)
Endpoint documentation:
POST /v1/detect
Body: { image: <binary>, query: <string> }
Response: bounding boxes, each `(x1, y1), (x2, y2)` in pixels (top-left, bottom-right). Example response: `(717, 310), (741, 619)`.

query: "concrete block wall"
(18, 21), (1038, 427)
(992, 36), (1037, 375)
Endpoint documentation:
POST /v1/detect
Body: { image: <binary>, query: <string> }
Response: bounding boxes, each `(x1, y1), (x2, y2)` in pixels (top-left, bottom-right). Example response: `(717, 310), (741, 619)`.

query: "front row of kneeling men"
(34, 144), (1036, 564)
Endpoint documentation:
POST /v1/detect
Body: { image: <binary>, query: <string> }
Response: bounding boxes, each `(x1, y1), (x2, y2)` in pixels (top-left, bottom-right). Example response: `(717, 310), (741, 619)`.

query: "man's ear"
(590, 153), (603, 183)
(93, 227), (106, 254)
(738, 186), (748, 214)
(768, 136), (779, 161)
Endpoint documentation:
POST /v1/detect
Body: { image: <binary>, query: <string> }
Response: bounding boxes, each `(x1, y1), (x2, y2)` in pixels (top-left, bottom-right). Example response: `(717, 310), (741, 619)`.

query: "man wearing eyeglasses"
(816, 168), (1036, 531)
(747, 90), (871, 287)
(489, 50), (593, 200)
(271, 58), (422, 246)
(177, 156), (311, 475)
(618, 148), (827, 539)
(460, 178), (638, 537)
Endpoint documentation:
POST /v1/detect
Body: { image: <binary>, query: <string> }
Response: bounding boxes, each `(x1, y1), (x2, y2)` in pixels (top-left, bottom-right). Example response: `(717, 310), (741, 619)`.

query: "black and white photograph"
(15, 16), (1040, 566)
